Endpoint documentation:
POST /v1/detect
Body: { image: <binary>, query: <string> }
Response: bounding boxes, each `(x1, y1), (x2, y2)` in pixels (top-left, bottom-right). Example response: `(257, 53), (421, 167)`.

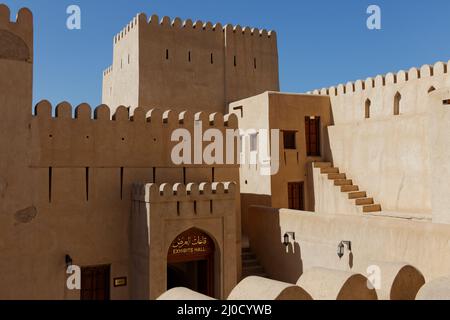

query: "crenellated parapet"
(307, 61), (449, 97)
(132, 182), (237, 217)
(103, 65), (113, 77)
(306, 60), (450, 124)
(0, 4), (33, 62)
(115, 13), (276, 43)
(114, 15), (139, 44)
(31, 100), (239, 168)
(133, 181), (237, 202)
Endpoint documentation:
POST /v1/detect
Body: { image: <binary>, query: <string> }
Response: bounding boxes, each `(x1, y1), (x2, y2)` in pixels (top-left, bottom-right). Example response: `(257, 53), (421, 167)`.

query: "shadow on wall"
(307, 103), (334, 212)
(247, 205), (303, 284)
(130, 201), (150, 299)
(240, 194), (272, 237)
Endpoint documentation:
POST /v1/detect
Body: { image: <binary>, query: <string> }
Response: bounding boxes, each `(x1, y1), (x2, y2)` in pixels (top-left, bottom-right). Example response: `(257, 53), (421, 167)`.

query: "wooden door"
(80, 265), (110, 300)
(288, 182), (304, 211)
(305, 117), (321, 157)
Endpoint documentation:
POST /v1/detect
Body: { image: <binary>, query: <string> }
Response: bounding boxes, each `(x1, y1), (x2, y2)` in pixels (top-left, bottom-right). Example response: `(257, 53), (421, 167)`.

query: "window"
(166, 49), (169, 60)
(365, 99), (371, 119)
(250, 133), (258, 152)
(188, 51), (191, 62)
(394, 92), (401, 115)
(254, 58), (257, 69)
(234, 55), (237, 67)
(210, 53), (214, 64)
(305, 116), (321, 157)
(288, 182), (304, 211)
(283, 131), (296, 150)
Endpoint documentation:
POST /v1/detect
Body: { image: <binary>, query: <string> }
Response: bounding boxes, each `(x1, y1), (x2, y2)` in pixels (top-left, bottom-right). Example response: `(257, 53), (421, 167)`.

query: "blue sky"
(3, 0), (450, 107)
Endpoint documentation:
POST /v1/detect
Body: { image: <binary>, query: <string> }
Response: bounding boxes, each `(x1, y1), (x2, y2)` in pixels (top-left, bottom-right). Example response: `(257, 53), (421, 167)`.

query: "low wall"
(247, 206), (450, 288)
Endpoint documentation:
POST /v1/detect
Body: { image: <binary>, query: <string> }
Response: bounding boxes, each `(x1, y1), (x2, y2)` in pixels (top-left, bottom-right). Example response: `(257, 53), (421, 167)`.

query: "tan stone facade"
(229, 92), (332, 234)
(0, 5), (241, 300)
(131, 182), (238, 299)
(1, 3), (450, 301)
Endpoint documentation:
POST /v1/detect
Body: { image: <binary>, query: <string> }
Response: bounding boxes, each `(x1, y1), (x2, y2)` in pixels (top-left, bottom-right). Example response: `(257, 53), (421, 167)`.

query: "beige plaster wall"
(247, 206), (450, 288)
(268, 93), (332, 210)
(230, 93), (332, 234)
(328, 113), (431, 214)
(308, 61), (450, 124)
(428, 89), (450, 224)
(102, 15), (139, 110)
(308, 61), (450, 216)
(229, 92), (271, 196)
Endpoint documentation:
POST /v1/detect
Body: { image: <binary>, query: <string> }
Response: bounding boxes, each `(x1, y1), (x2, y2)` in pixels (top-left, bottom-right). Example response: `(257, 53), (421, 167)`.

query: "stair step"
(243, 259), (260, 268)
(242, 271), (268, 279)
(334, 179), (353, 186)
(241, 247), (251, 254)
(314, 162), (332, 168)
(243, 265), (265, 273)
(242, 252), (256, 260)
(341, 185), (359, 192)
(363, 204), (382, 213)
(348, 191), (367, 199)
(355, 198), (374, 206)
(328, 173), (346, 180)
(321, 167), (339, 174)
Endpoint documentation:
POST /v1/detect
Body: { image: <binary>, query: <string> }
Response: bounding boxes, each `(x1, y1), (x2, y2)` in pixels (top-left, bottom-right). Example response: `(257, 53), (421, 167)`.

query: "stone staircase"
(314, 162), (382, 213)
(241, 247), (268, 279)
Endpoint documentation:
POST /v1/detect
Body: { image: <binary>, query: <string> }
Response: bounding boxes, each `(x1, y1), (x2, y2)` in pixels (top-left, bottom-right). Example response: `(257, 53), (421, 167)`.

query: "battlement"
(103, 65), (113, 77)
(31, 100), (239, 168)
(114, 15), (139, 44)
(132, 182), (237, 217)
(132, 182), (237, 203)
(113, 12), (276, 45)
(307, 60), (449, 97)
(34, 100), (238, 127)
(0, 4), (33, 60)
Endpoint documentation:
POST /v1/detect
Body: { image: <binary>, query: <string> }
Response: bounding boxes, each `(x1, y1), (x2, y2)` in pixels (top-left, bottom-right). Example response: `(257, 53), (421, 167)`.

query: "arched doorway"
(167, 228), (215, 297)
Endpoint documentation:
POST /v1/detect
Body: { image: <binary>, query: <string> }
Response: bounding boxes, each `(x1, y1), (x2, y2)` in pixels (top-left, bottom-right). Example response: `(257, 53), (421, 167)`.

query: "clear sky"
(3, 0), (450, 107)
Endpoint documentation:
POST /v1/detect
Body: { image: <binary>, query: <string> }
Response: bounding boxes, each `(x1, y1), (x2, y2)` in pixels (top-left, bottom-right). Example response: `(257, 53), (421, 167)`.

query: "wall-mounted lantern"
(337, 241), (352, 259)
(65, 254), (73, 268)
(283, 232), (296, 247)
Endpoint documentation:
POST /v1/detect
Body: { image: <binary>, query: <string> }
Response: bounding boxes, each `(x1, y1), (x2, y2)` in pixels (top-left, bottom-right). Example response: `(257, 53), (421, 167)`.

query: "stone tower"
(102, 14), (280, 114)
(0, 5), (34, 218)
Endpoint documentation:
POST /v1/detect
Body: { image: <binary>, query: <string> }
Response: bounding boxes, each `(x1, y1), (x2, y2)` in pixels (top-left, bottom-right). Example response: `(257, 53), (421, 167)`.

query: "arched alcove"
(365, 99), (371, 119)
(394, 92), (402, 115)
(166, 228), (217, 298)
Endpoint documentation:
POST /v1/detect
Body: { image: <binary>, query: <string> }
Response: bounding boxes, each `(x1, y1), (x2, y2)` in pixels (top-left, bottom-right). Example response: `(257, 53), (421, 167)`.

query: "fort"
(0, 3), (450, 300)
